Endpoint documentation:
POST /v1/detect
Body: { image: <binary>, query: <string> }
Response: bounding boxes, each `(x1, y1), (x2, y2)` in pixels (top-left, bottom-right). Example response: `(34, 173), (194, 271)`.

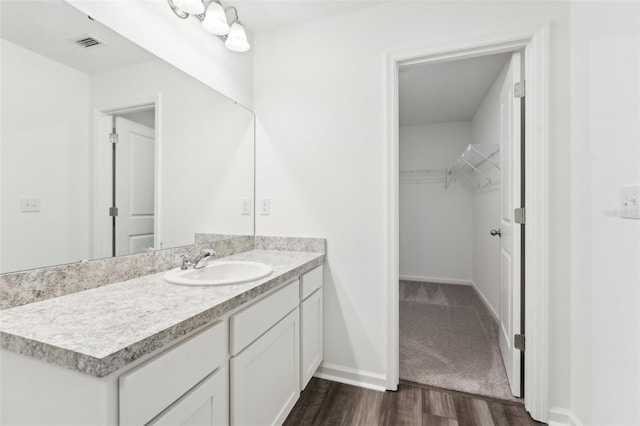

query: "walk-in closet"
(398, 51), (523, 401)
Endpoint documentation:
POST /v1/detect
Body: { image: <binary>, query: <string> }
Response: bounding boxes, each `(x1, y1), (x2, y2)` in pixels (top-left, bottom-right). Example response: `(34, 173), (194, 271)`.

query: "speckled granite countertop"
(0, 250), (324, 378)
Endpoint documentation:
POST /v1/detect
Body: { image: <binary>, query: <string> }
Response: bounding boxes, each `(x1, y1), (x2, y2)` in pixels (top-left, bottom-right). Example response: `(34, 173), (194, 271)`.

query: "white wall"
(253, 0), (571, 410)
(569, 2), (640, 425)
(90, 59), (255, 250)
(65, 0), (253, 109)
(470, 63), (509, 318)
(0, 39), (91, 273)
(399, 122), (472, 284)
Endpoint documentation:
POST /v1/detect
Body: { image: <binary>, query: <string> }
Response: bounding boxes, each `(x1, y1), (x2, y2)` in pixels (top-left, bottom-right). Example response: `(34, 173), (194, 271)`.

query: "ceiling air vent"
(68, 34), (105, 49)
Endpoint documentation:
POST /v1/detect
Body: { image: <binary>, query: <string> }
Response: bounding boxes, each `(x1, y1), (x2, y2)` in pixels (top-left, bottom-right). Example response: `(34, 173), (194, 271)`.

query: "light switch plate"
(20, 197), (41, 212)
(240, 198), (251, 215)
(260, 198), (270, 215)
(621, 185), (640, 219)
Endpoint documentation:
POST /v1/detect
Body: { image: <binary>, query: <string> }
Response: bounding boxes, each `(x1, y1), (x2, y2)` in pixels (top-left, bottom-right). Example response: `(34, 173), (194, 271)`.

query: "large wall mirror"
(0, 0), (255, 274)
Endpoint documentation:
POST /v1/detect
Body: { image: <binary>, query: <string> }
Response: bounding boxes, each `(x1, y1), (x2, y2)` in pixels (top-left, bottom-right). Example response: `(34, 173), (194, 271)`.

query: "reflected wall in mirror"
(0, 0), (255, 274)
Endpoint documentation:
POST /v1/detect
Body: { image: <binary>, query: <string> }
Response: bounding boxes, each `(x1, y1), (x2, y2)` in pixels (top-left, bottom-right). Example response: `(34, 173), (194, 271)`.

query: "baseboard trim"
(314, 362), (387, 392)
(548, 408), (582, 426)
(469, 280), (500, 323)
(399, 275), (472, 286)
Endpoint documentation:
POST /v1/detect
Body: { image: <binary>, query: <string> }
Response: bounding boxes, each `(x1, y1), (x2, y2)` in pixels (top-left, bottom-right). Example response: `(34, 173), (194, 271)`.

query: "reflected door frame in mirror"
(93, 96), (162, 259)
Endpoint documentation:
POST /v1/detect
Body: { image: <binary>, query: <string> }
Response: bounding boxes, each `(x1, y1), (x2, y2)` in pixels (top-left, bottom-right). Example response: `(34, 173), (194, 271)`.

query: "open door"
(114, 116), (156, 256)
(498, 51), (523, 397)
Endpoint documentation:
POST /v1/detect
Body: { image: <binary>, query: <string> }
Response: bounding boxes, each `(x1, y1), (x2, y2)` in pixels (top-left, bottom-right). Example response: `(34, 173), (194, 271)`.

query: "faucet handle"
(177, 252), (194, 270)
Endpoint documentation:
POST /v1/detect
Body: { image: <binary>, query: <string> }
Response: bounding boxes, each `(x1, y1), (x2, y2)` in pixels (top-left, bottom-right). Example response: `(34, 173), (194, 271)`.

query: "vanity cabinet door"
(148, 367), (228, 426)
(300, 288), (323, 390)
(230, 308), (300, 426)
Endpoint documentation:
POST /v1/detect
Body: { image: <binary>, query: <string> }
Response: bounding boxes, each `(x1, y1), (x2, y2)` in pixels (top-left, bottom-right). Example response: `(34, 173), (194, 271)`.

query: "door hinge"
(514, 334), (525, 351)
(109, 132), (119, 144)
(109, 207), (119, 217)
(514, 207), (526, 224)
(514, 81), (525, 98)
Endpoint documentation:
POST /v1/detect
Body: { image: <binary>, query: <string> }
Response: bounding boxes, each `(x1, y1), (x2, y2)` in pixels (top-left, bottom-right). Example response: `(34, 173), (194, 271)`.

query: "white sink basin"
(164, 261), (273, 286)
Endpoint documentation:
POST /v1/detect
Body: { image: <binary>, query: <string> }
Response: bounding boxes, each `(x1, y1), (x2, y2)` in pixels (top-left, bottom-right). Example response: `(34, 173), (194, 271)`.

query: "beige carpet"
(399, 280), (518, 401)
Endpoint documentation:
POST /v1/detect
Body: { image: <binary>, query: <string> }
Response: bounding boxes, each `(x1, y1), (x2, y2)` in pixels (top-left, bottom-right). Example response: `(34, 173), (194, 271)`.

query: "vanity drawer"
(300, 266), (323, 300)
(230, 280), (298, 355)
(119, 321), (227, 426)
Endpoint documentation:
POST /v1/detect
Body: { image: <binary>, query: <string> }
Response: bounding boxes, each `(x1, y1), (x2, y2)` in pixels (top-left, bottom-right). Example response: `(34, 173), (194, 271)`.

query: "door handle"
(490, 229), (501, 237)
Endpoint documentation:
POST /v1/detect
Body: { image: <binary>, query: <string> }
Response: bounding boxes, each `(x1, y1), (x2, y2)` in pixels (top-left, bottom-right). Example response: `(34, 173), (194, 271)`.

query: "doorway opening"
(385, 27), (550, 422)
(398, 51), (522, 401)
(92, 99), (160, 259)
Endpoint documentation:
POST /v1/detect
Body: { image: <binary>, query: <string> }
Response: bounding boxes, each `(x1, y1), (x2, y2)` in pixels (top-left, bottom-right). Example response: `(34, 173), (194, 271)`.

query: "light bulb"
(202, 2), (229, 35)
(173, 0), (204, 15)
(225, 21), (250, 52)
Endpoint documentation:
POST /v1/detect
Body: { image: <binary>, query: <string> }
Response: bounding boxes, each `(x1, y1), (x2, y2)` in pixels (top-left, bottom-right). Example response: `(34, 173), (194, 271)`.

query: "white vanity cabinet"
(119, 320), (229, 426)
(299, 266), (323, 390)
(229, 280), (300, 426)
(0, 261), (324, 426)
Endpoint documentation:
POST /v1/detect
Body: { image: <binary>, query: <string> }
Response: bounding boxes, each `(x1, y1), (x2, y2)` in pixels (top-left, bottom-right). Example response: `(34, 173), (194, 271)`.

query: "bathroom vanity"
(0, 248), (324, 426)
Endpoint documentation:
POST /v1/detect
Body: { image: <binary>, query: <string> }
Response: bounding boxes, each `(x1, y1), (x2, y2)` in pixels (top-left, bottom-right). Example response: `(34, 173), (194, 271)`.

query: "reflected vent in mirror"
(68, 34), (104, 49)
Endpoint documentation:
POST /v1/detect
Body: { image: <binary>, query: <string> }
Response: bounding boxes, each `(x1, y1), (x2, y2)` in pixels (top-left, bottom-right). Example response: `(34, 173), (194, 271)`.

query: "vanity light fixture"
(168, 0), (250, 53)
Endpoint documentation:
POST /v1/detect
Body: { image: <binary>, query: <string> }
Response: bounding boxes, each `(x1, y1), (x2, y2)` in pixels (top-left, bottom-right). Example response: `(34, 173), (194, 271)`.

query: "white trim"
(153, 97), (163, 250)
(470, 281), (500, 323)
(523, 25), (550, 423)
(385, 26), (550, 423)
(384, 49), (400, 392)
(92, 110), (114, 259)
(548, 408), (583, 426)
(94, 96), (159, 117)
(399, 275), (472, 286)
(314, 363), (387, 392)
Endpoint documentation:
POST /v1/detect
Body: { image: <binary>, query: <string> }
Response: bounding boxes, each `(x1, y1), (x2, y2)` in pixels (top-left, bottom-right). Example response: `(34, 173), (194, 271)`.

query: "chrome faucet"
(179, 249), (217, 270)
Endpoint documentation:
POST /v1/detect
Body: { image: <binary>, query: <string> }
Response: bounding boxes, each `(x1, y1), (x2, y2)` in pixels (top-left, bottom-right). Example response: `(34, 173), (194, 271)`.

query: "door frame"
(384, 26), (550, 421)
(92, 95), (162, 259)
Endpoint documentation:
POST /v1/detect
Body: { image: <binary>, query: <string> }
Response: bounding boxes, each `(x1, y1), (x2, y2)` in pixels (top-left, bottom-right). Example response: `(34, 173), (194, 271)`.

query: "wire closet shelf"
(445, 144), (500, 191)
(399, 144), (500, 192)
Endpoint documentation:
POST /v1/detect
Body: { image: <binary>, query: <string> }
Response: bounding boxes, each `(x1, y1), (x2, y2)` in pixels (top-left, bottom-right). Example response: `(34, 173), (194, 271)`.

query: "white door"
(115, 117), (155, 256)
(498, 51), (523, 397)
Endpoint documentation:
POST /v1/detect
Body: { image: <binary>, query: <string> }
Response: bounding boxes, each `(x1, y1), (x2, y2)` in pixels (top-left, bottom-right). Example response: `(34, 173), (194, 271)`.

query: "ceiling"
(399, 53), (511, 127)
(0, 0), (155, 75)
(225, 0), (387, 33)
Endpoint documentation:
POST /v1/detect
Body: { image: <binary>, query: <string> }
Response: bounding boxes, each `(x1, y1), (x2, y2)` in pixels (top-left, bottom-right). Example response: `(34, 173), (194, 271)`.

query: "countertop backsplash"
(0, 235), (325, 310)
(255, 236), (326, 253)
(0, 236), (255, 310)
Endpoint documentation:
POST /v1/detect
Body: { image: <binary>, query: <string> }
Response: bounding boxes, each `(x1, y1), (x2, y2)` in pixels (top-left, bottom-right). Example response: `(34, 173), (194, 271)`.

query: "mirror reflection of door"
(113, 113), (155, 256)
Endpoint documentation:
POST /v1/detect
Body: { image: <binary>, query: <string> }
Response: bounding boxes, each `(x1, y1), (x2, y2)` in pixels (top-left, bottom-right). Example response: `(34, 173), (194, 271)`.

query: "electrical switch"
(621, 185), (640, 219)
(20, 197), (41, 212)
(241, 198), (251, 215)
(260, 198), (270, 215)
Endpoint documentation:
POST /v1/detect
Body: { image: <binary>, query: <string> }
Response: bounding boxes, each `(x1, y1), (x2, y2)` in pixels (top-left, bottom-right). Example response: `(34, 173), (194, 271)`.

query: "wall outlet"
(260, 198), (271, 215)
(240, 198), (251, 215)
(20, 197), (41, 212)
(621, 185), (640, 219)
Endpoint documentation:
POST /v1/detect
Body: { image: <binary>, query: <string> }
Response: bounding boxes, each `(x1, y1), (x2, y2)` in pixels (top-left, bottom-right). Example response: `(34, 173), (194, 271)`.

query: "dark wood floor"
(284, 378), (539, 426)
